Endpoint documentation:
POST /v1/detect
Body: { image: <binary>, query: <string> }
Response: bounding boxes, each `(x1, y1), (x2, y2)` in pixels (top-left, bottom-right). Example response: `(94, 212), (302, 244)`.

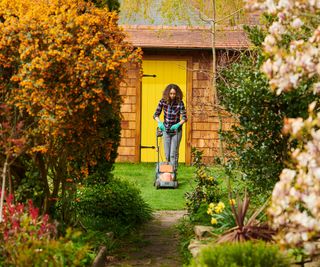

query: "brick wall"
(189, 50), (235, 164)
(117, 62), (140, 162)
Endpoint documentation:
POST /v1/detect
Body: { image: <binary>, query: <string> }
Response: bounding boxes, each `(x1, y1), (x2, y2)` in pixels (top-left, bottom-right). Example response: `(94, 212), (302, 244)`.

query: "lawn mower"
(154, 127), (178, 189)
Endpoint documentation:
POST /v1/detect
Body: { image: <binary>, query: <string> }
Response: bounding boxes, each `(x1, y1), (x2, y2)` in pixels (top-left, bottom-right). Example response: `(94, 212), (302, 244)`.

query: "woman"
(153, 84), (187, 170)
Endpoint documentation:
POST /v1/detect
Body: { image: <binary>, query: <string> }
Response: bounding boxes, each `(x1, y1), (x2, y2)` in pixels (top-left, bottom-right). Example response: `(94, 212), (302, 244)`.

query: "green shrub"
(189, 241), (291, 267)
(3, 229), (93, 267)
(177, 217), (196, 264)
(75, 178), (152, 235)
(188, 203), (213, 225)
(185, 148), (222, 216)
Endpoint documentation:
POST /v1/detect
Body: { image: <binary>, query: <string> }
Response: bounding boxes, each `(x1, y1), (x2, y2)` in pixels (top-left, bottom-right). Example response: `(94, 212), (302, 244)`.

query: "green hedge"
(189, 241), (290, 267)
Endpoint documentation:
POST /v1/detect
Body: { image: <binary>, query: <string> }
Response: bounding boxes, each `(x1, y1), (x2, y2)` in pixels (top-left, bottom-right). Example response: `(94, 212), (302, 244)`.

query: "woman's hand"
(158, 121), (165, 131)
(170, 123), (180, 131)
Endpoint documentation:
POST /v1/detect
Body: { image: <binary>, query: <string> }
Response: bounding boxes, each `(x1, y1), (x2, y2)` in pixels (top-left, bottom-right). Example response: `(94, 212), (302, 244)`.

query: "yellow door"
(141, 60), (187, 163)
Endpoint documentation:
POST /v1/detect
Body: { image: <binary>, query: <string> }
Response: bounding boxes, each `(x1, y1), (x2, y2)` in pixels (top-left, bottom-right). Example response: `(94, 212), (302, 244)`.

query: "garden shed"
(117, 6), (258, 165)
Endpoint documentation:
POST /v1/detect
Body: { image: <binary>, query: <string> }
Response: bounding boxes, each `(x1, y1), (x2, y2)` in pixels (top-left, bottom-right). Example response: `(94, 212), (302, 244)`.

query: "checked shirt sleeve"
(180, 101), (187, 122)
(153, 99), (163, 119)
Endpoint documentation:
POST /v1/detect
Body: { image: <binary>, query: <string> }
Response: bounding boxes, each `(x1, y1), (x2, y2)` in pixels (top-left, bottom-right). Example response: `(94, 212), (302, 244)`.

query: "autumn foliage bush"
(0, 0), (141, 217)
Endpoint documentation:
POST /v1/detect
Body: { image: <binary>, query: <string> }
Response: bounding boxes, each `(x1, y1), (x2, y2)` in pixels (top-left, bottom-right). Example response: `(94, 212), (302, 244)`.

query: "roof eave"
(122, 25), (250, 50)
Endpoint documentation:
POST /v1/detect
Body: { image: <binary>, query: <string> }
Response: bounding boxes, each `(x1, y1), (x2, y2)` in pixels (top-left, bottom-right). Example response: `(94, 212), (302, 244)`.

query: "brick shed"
(116, 10), (257, 165)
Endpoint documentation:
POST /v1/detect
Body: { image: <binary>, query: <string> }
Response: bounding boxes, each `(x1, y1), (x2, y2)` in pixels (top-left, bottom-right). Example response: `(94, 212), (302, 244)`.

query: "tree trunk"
(211, 0), (225, 164)
(35, 153), (50, 214)
(0, 157), (8, 222)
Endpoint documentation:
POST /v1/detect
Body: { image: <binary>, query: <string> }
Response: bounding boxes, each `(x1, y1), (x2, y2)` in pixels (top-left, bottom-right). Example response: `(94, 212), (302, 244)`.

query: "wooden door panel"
(141, 60), (187, 163)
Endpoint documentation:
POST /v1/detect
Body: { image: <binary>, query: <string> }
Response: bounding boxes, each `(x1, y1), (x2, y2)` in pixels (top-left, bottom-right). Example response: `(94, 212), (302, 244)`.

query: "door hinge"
(140, 145), (155, 149)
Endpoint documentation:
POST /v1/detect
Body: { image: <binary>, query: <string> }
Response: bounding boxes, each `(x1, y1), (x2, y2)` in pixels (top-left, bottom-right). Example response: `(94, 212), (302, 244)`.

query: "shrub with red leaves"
(0, 192), (56, 243)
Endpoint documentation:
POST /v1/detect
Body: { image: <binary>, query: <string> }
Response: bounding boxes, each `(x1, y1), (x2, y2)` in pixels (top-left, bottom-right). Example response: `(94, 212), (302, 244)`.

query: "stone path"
(106, 210), (187, 267)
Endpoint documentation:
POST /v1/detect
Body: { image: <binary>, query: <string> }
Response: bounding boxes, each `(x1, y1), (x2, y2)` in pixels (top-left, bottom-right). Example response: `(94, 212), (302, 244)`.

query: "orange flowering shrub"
(0, 0), (141, 215)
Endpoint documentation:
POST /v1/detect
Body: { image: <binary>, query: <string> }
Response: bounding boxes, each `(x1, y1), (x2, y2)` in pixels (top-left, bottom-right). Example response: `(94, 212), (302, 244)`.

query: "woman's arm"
(153, 99), (163, 121)
(180, 101), (187, 125)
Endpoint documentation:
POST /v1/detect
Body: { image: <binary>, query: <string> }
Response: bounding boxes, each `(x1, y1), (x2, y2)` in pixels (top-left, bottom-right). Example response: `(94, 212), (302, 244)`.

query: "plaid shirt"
(153, 99), (187, 132)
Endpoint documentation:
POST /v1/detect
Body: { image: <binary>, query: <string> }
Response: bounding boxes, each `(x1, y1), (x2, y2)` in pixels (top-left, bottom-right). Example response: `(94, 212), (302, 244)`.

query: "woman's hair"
(162, 84), (183, 103)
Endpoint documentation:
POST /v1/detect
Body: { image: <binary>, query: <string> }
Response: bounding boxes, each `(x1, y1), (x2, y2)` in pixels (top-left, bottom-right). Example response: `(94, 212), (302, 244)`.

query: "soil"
(106, 210), (187, 267)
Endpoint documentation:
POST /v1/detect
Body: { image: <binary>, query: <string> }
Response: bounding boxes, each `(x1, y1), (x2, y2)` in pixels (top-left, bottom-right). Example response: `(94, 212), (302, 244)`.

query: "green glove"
(170, 123), (180, 131)
(158, 121), (165, 131)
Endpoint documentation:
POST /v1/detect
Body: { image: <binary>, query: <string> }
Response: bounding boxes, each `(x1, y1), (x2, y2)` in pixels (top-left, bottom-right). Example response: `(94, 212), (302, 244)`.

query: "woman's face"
(169, 88), (176, 100)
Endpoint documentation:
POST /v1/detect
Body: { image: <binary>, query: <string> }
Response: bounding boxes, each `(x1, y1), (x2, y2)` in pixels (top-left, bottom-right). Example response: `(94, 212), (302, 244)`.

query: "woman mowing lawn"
(153, 84), (187, 171)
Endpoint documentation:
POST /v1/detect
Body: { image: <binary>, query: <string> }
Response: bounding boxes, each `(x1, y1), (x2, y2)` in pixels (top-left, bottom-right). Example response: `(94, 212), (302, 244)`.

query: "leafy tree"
(217, 26), (318, 194)
(0, 0), (141, 218)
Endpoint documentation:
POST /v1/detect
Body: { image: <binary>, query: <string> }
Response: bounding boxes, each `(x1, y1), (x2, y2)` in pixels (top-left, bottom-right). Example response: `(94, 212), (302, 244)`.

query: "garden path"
(106, 210), (187, 267)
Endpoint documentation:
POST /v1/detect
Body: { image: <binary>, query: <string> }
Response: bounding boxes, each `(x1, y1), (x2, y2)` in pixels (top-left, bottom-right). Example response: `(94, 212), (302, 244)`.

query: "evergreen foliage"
(217, 26), (318, 194)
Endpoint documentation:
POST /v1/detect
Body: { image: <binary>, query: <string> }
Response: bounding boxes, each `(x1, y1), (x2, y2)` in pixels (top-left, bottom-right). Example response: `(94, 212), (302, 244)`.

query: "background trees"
(119, 0), (247, 26)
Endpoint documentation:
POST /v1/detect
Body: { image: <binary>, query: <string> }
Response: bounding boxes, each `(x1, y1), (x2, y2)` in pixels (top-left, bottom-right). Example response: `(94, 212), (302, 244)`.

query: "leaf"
(216, 192), (275, 243)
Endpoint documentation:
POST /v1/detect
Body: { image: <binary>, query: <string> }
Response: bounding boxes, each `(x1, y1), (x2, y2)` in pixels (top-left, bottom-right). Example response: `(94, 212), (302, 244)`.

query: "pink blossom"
(291, 17), (304, 28)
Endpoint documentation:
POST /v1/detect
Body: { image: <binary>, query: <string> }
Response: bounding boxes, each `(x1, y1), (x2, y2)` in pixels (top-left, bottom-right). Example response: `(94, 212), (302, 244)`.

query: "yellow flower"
(207, 208), (213, 215)
(211, 218), (218, 225)
(214, 206), (223, 214)
(209, 203), (215, 209)
(218, 202), (225, 209)
(229, 199), (236, 205)
(215, 202), (225, 213)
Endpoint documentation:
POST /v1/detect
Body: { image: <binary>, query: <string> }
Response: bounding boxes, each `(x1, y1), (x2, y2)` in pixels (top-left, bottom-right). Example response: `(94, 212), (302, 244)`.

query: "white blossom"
(266, 0), (277, 13)
(269, 21), (286, 36)
(290, 117), (304, 135)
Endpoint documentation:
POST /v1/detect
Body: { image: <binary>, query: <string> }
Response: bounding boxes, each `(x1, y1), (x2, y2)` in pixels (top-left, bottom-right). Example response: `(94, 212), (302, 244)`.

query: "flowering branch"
(245, 0), (320, 255)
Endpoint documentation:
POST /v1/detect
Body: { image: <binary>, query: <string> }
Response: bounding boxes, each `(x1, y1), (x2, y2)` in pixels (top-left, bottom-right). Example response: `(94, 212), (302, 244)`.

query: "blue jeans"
(163, 130), (182, 170)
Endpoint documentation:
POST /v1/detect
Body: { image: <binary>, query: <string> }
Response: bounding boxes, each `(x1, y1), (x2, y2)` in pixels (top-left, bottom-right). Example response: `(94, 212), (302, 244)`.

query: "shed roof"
(122, 25), (250, 49)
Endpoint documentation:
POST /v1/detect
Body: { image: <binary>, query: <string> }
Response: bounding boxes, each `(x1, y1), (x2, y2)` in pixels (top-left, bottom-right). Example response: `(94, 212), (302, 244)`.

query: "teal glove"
(158, 121), (165, 131)
(170, 123), (180, 131)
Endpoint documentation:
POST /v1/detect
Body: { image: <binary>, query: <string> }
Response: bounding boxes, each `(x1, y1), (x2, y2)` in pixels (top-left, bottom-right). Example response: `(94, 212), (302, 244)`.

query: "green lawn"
(111, 163), (244, 211)
(112, 163), (196, 210)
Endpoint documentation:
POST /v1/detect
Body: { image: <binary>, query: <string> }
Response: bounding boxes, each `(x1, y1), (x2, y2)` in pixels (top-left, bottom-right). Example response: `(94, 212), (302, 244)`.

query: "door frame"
(136, 55), (193, 165)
